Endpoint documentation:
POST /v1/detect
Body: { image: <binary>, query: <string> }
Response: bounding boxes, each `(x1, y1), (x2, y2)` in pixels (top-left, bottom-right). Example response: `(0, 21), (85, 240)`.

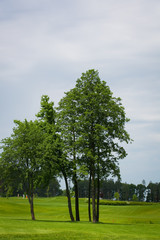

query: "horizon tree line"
(1, 177), (159, 203)
(76, 179), (160, 202)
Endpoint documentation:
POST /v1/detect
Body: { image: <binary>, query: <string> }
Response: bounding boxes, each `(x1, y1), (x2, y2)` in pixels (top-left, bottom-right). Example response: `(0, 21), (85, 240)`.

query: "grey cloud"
(0, 0), (160, 185)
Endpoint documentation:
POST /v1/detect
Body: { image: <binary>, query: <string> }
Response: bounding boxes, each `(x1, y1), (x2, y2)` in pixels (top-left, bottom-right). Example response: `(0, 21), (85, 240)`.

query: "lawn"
(0, 197), (160, 240)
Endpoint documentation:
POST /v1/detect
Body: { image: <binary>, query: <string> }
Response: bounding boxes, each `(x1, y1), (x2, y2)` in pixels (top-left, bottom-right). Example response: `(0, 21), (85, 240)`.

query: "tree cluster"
(0, 69), (131, 222)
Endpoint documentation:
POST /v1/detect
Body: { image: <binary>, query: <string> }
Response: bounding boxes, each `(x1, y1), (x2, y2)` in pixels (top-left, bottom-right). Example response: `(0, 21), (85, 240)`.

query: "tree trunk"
(73, 131), (80, 221)
(27, 176), (35, 221)
(96, 158), (100, 222)
(74, 174), (80, 221)
(96, 176), (100, 222)
(96, 148), (100, 222)
(92, 170), (97, 223)
(88, 173), (91, 222)
(28, 194), (35, 220)
(63, 172), (75, 222)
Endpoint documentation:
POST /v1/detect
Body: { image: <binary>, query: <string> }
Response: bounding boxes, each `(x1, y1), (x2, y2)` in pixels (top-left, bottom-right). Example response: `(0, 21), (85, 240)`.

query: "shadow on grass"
(15, 219), (73, 223)
(14, 218), (133, 225)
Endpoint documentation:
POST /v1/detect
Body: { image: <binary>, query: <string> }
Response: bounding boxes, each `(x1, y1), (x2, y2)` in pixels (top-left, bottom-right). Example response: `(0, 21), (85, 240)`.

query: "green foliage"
(0, 120), (47, 196)
(57, 69), (132, 178)
(35, 178), (62, 197)
(74, 69), (131, 173)
(137, 184), (146, 201)
(132, 194), (138, 202)
(147, 182), (160, 202)
(36, 95), (56, 124)
(114, 192), (120, 200)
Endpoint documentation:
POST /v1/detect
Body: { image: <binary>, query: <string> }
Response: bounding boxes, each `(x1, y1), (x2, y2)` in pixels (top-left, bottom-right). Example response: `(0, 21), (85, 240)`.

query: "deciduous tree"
(0, 120), (48, 220)
(57, 69), (131, 222)
(37, 95), (75, 221)
(57, 89), (81, 221)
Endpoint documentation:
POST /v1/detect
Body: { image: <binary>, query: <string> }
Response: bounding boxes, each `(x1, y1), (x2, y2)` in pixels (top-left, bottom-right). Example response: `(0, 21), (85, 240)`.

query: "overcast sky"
(0, 0), (160, 186)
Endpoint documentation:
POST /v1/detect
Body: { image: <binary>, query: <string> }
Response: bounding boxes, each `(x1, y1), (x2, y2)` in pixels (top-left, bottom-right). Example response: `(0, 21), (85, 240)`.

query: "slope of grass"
(0, 197), (160, 240)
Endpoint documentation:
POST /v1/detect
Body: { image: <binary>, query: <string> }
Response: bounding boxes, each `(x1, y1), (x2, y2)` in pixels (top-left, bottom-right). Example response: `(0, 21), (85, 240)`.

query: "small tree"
(57, 89), (81, 221)
(37, 95), (75, 221)
(132, 194), (138, 201)
(0, 119), (50, 220)
(114, 192), (120, 200)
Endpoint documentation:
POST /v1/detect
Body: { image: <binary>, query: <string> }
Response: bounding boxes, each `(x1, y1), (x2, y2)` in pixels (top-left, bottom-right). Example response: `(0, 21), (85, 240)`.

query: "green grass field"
(0, 197), (160, 240)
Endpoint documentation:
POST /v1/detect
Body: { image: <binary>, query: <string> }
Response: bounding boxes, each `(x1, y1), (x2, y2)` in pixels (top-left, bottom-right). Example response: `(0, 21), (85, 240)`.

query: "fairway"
(0, 197), (160, 240)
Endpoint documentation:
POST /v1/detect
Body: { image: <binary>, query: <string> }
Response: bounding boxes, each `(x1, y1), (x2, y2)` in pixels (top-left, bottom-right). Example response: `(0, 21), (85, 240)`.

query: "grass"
(0, 197), (160, 239)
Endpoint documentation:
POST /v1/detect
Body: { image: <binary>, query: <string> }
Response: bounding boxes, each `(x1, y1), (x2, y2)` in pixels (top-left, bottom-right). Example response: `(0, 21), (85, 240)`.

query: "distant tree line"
(0, 178), (63, 198)
(1, 178), (160, 203)
(76, 179), (160, 202)
(0, 69), (132, 222)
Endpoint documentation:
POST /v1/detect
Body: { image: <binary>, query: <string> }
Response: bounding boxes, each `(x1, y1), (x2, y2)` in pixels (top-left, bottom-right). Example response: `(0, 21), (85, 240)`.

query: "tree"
(132, 194), (138, 201)
(57, 89), (81, 221)
(120, 183), (130, 200)
(36, 95), (56, 125)
(77, 179), (89, 198)
(101, 179), (115, 199)
(147, 182), (160, 202)
(129, 184), (137, 200)
(0, 119), (49, 220)
(136, 184), (146, 201)
(114, 192), (120, 200)
(37, 95), (75, 221)
(76, 69), (131, 222)
(58, 69), (131, 222)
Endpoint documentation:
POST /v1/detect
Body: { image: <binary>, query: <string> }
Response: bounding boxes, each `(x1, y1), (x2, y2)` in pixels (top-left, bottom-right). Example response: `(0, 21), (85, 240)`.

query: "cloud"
(0, 0), (160, 185)
(1, 0), (160, 80)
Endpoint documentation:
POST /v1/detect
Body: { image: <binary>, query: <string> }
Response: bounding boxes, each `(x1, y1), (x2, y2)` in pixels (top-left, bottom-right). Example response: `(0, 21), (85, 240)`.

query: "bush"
(85, 199), (155, 206)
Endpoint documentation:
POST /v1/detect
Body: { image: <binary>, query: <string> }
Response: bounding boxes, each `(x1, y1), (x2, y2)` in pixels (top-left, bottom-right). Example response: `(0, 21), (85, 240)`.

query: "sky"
(0, 0), (160, 187)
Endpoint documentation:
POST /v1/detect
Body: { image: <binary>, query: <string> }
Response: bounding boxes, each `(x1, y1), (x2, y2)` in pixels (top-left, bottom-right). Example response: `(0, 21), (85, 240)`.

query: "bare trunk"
(88, 173), (91, 222)
(92, 170), (97, 223)
(28, 194), (35, 220)
(96, 148), (100, 222)
(74, 175), (80, 221)
(27, 173), (35, 221)
(63, 172), (75, 222)
(96, 176), (100, 222)
(73, 131), (80, 221)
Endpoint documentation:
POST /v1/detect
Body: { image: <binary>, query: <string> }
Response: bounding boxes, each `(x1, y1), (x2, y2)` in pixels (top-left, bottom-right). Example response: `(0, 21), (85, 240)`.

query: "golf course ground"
(0, 196), (160, 239)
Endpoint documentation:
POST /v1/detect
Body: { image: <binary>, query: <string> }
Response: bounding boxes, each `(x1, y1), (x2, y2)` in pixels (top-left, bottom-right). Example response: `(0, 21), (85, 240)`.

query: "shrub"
(85, 199), (155, 206)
